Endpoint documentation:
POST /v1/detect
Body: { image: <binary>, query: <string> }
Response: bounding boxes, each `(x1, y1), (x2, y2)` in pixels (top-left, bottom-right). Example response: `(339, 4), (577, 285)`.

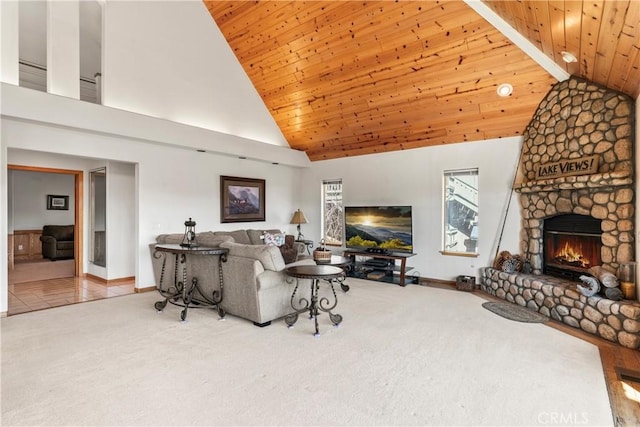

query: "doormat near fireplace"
(482, 302), (548, 323)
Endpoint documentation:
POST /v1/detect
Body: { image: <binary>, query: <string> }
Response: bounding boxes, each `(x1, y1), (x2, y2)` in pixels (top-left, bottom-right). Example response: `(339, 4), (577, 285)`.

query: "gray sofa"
(150, 229), (312, 326)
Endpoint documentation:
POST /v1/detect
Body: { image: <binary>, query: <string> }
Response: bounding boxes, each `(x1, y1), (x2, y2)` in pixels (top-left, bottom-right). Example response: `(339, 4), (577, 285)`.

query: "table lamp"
(290, 209), (308, 241)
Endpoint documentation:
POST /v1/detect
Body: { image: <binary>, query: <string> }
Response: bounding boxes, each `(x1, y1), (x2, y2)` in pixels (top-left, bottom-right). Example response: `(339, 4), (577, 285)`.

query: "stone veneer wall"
(482, 267), (640, 349)
(514, 76), (635, 274)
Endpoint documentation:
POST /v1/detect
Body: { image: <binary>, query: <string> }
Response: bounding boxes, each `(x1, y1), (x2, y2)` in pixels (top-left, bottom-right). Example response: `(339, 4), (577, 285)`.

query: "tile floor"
(8, 276), (135, 316)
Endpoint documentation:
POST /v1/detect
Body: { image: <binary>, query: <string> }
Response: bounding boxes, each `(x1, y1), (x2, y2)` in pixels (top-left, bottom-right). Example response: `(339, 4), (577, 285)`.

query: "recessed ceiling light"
(561, 51), (577, 63)
(497, 83), (513, 97)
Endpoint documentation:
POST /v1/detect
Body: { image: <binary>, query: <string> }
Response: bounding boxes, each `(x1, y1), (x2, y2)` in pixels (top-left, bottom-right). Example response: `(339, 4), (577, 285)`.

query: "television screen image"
(344, 206), (413, 253)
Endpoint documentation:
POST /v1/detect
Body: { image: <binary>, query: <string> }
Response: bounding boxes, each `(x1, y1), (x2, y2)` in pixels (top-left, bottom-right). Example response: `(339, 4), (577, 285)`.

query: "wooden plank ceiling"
(485, 1), (639, 99)
(204, 1), (637, 161)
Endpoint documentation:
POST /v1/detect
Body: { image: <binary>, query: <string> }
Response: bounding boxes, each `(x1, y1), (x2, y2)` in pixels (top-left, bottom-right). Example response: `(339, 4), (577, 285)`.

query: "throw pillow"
(263, 232), (285, 246)
(279, 245), (298, 264)
(279, 235), (299, 264)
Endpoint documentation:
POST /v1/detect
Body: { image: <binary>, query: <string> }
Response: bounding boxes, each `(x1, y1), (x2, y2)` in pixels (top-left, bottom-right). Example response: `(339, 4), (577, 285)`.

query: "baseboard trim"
(419, 277), (456, 287)
(107, 276), (135, 285)
(85, 274), (135, 285)
(0, 311), (7, 318)
(84, 273), (107, 283)
(135, 286), (157, 293)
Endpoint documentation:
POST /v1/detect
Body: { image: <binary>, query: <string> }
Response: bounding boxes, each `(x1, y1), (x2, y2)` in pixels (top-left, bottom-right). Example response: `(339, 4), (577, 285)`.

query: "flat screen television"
(344, 206), (413, 253)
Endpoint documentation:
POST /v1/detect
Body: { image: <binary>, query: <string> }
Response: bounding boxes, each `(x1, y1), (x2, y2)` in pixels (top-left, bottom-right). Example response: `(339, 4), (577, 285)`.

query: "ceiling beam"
(465, 0), (570, 83)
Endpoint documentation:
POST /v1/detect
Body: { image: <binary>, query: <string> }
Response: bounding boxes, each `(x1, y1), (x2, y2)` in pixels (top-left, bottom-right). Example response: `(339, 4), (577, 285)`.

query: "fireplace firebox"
(543, 214), (602, 280)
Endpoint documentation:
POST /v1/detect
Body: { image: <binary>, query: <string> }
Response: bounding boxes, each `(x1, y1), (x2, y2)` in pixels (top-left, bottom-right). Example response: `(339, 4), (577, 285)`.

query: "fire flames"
(554, 241), (591, 268)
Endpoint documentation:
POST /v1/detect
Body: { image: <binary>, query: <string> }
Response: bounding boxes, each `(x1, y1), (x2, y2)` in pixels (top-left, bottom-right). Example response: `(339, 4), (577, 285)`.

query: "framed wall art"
(220, 176), (265, 223)
(47, 194), (69, 210)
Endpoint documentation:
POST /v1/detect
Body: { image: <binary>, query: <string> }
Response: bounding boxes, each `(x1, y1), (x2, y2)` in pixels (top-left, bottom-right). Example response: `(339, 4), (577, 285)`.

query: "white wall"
(9, 0), (287, 148)
(9, 170), (75, 229)
(102, 0), (287, 147)
(1, 115), (303, 306)
(47, 0), (80, 99)
(302, 137), (523, 282)
(3, 115), (524, 293)
(1, 0), (19, 85)
(106, 161), (135, 280)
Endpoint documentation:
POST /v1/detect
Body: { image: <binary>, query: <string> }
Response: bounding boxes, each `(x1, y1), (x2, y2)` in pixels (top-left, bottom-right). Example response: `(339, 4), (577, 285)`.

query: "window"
(322, 179), (343, 246)
(443, 169), (478, 255)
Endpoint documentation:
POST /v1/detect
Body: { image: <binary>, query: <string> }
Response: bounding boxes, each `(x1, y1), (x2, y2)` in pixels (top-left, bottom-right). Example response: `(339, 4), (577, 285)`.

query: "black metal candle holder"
(180, 217), (198, 248)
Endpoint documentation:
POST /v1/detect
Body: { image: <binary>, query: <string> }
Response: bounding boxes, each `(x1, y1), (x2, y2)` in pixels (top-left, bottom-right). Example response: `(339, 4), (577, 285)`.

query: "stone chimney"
(514, 76), (635, 275)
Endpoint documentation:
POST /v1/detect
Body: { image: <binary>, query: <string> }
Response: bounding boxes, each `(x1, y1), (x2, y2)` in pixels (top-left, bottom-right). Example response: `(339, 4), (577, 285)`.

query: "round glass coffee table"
(284, 265), (345, 336)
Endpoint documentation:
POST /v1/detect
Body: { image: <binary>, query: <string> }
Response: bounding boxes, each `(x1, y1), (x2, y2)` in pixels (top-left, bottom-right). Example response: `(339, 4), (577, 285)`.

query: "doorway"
(8, 165), (84, 277)
(6, 163), (136, 316)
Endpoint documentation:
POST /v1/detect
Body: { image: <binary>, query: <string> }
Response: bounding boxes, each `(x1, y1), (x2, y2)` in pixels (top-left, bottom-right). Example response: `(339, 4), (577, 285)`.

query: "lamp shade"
(290, 209), (308, 225)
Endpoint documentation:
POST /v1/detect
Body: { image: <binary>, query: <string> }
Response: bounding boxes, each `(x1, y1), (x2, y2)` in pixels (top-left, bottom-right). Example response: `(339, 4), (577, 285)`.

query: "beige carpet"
(1, 279), (613, 426)
(8, 259), (74, 284)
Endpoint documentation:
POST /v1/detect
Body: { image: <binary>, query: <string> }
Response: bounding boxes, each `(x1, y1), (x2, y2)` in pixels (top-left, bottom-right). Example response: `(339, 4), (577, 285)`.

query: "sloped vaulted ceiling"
(205, 1), (639, 161)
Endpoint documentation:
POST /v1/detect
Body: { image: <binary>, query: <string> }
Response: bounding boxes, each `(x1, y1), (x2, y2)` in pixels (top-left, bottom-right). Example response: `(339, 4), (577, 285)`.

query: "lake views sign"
(535, 155), (599, 180)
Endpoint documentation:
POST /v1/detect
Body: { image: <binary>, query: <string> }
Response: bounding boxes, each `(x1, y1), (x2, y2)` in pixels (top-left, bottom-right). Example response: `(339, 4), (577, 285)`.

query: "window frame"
(321, 179), (343, 247)
(441, 168), (479, 257)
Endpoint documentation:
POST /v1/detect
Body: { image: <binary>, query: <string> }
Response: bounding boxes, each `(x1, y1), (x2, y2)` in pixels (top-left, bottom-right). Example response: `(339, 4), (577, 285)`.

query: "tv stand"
(343, 249), (417, 286)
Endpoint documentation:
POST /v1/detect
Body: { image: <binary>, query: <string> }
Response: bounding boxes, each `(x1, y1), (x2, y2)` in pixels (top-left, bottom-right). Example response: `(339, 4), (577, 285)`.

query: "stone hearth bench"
(481, 267), (640, 349)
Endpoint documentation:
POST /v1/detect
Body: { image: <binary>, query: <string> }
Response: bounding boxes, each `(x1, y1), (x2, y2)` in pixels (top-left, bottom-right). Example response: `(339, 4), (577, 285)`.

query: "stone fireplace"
(481, 76), (639, 349)
(515, 76), (635, 276)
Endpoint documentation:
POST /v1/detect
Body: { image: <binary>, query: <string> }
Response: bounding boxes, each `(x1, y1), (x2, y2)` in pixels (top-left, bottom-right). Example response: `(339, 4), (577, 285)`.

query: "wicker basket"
(313, 249), (332, 263)
(313, 239), (332, 263)
(493, 251), (524, 273)
(456, 275), (476, 291)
